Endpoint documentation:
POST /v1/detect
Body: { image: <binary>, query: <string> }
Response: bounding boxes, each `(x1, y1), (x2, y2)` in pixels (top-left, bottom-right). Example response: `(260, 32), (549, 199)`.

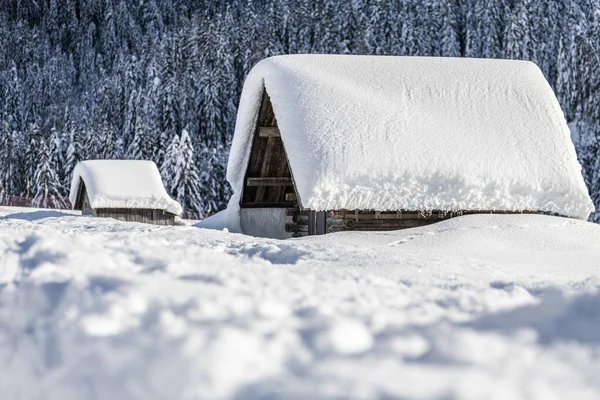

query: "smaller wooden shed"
(69, 160), (182, 226)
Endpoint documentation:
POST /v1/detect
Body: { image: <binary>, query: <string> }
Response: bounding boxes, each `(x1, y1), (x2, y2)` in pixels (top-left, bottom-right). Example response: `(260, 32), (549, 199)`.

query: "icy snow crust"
(2, 207), (600, 398)
(228, 55), (593, 219)
(69, 160), (182, 215)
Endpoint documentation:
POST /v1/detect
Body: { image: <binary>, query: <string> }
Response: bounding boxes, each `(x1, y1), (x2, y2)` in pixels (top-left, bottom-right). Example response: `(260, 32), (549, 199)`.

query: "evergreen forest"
(1, 0), (599, 219)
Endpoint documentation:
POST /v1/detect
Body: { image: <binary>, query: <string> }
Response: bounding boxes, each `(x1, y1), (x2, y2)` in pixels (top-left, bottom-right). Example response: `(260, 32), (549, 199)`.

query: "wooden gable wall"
(240, 91), (299, 209)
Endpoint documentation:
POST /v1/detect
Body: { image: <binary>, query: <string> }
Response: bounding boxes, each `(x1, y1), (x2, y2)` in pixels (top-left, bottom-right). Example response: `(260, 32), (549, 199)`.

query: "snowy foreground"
(1, 207), (600, 399)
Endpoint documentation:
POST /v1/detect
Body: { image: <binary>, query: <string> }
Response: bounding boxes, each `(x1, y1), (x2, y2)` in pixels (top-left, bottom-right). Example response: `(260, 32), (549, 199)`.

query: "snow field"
(1, 208), (600, 399)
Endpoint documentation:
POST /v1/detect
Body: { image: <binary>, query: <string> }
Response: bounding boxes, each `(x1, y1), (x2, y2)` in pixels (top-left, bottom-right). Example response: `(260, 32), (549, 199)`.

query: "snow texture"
(69, 160), (182, 215)
(228, 55), (593, 219)
(1, 206), (600, 399)
(240, 208), (293, 239)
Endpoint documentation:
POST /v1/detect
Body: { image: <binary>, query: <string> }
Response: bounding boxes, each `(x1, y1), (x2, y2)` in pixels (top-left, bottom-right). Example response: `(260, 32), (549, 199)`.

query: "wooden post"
(316, 211), (327, 235)
(308, 210), (316, 235)
(307, 210), (327, 235)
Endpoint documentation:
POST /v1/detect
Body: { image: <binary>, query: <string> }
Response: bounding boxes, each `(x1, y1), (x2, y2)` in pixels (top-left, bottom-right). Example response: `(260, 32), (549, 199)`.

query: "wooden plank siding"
(289, 209), (544, 237)
(95, 208), (176, 226)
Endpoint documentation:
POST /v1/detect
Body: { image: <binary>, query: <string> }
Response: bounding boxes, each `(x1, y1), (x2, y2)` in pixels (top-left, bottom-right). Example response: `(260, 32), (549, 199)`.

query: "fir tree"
(161, 134), (180, 193)
(23, 123), (41, 198)
(32, 138), (65, 208)
(64, 130), (83, 185)
(127, 114), (146, 160)
(436, 0), (461, 57)
(161, 129), (204, 215)
(157, 33), (181, 166)
(556, 33), (576, 121)
(504, 0), (532, 60)
(175, 129), (205, 215)
(0, 124), (20, 195)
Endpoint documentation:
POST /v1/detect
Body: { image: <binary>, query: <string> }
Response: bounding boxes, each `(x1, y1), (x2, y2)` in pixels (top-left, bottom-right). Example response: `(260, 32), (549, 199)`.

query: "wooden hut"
(224, 55), (593, 238)
(69, 160), (182, 226)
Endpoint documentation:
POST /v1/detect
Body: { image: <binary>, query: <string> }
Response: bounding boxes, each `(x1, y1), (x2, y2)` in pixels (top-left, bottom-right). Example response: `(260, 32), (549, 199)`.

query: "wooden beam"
(246, 177), (293, 187)
(285, 192), (297, 202)
(330, 209), (541, 221)
(240, 201), (296, 208)
(258, 127), (281, 138)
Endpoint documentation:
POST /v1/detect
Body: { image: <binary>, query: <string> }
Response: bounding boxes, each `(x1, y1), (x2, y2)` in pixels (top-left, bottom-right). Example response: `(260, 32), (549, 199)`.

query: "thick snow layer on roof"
(228, 55), (593, 219)
(69, 160), (182, 215)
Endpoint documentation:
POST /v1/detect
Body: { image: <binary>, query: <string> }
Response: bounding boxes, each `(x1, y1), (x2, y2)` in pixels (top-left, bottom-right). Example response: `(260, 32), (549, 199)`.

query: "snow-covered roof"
(69, 160), (182, 215)
(227, 55), (594, 220)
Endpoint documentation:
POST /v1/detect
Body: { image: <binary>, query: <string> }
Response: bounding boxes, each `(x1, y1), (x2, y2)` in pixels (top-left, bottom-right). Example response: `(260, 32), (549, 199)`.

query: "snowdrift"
(1, 208), (600, 398)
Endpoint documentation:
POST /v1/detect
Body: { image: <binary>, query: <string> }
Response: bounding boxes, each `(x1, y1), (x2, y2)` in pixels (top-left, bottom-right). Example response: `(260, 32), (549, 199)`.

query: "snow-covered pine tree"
(0, 124), (20, 196)
(160, 133), (180, 194)
(23, 123), (41, 198)
(530, 0), (562, 84)
(0, 126), (8, 195)
(96, 120), (117, 159)
(48, 125), (64, 192)
(127, 111), (146, 160)
(216, 23), (239, 144)
(64, 129), (83, 186)
(398, 3), (417, 56)
(240, 0), (263, 74)
(157, 33), (181, 166)
(316, 0), (340, 54)
(122, 88), (138, 154)
(556, 33), (577, 121)
(408, 2), (431, 56)
(141, 53), (162, 161)
(100, 0), (119, 69)
(176, 128), (205, 215)
(477, 0), (505, 59)
(336, 1), (357, 54)
(161, 128), (205, 216)
(32, 138), (65, 208)
(141, 0), (164, 38)
(432, 0), (461, 57)
(265, 0), (286, 57)
(504, 0), (532, 60)
(462, 0), (477, 58)
(363, 0), (384, 55)
(198, 20), (228, 149)
(198, 143), (231, 212)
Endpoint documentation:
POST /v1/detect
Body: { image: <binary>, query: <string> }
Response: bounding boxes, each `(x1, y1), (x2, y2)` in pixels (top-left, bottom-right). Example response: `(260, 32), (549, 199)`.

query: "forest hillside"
(1, 0), (599, 219)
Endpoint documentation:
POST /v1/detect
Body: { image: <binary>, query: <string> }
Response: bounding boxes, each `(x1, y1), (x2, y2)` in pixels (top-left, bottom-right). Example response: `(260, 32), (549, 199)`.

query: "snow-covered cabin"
(225, 55), (593, 238)
(69, 160), (182, 225)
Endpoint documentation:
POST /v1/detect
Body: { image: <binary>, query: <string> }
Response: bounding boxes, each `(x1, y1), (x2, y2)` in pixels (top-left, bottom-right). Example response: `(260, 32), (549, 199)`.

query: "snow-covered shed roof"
(228, 55), (594, 220)
(69, 160), (182, 215)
